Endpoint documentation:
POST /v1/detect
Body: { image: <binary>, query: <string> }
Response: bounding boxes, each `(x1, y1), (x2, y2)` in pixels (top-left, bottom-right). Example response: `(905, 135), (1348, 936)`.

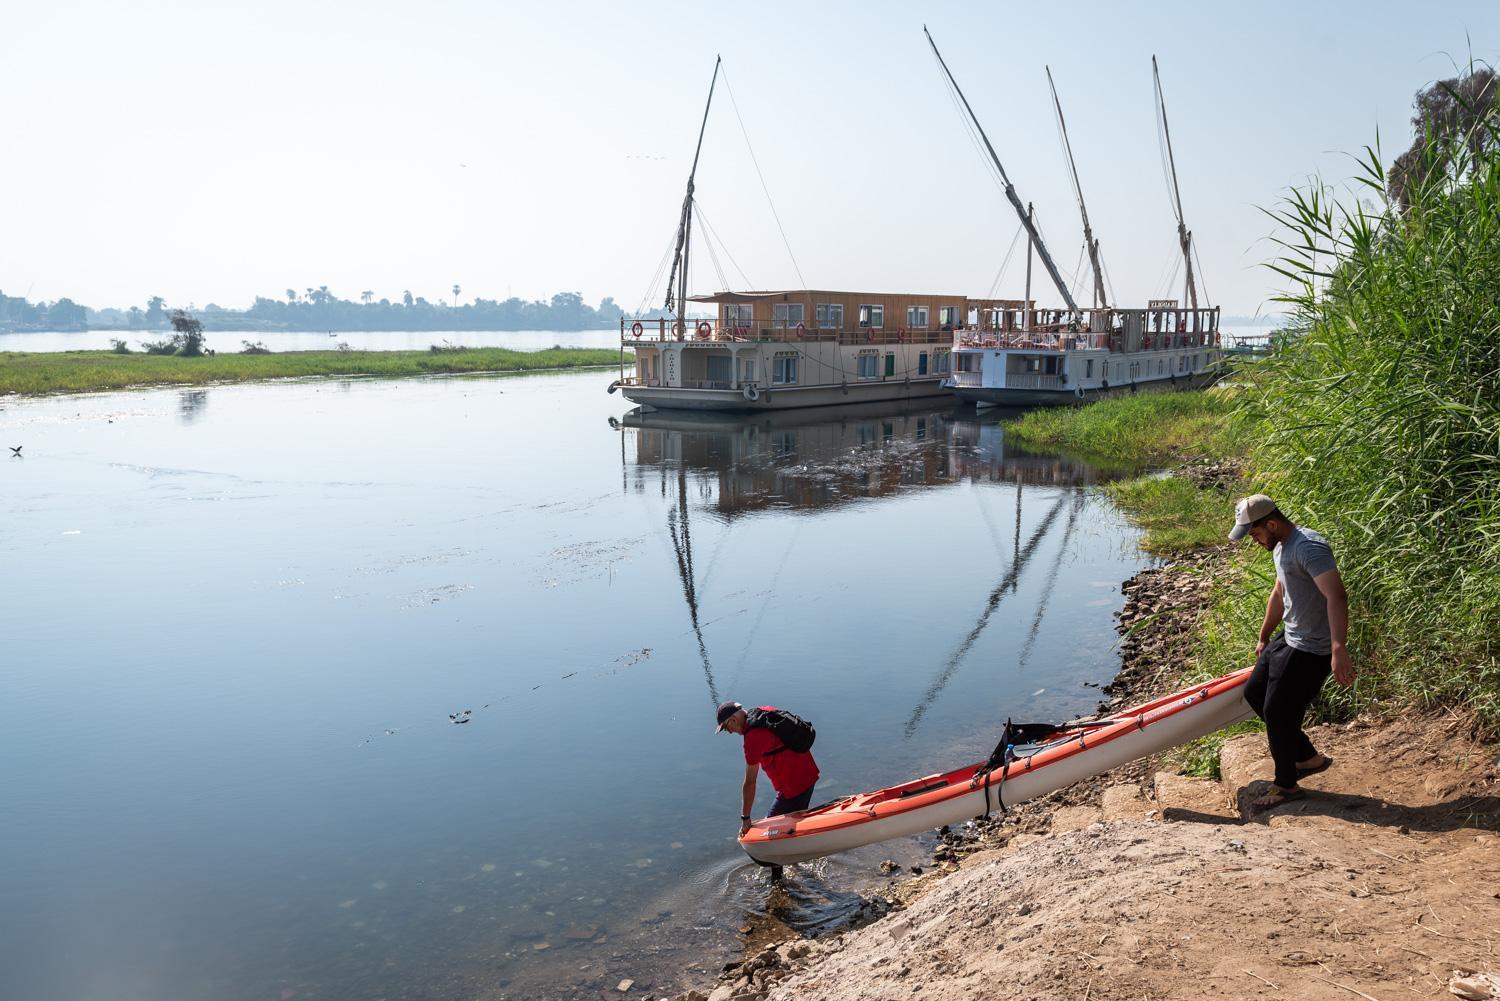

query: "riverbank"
(0, 346), (626, 395)
(653, 385), (1499, 1001)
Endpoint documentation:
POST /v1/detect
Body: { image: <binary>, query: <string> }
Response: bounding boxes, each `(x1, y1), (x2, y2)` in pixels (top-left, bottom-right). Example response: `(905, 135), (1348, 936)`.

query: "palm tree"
(452, 284), (461, 309)
(361, 290), (374, 305)
(286, 289), (298, 304)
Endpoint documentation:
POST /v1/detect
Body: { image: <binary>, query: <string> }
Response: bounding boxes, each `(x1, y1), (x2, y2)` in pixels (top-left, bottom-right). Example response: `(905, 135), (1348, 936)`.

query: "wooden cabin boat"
(614, 291), (1029, 412)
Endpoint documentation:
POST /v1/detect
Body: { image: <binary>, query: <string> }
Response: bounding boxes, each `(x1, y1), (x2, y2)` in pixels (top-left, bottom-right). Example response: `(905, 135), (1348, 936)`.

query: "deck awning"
(686, 291), (788, 304)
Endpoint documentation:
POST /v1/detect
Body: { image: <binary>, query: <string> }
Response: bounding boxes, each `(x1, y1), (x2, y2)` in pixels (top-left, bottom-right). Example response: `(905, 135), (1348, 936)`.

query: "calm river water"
(1, 369), (1148, 1000)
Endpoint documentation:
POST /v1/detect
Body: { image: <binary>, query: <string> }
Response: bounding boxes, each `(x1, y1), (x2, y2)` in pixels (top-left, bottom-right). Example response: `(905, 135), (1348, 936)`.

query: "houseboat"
(613, 291), (1027, 412)
(943, 300), (1224, 407)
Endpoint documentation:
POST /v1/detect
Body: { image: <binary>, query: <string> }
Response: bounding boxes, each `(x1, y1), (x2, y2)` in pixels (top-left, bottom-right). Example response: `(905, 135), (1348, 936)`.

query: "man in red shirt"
(716, 701), (820, 841)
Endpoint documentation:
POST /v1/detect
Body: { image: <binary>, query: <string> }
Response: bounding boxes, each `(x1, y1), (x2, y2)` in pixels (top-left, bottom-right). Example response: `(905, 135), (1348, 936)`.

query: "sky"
(2, 0), (1497, 317)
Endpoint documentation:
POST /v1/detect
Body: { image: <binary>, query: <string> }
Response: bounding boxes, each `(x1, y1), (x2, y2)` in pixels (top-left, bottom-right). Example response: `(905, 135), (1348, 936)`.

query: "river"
(1, 368), (1149, 1000)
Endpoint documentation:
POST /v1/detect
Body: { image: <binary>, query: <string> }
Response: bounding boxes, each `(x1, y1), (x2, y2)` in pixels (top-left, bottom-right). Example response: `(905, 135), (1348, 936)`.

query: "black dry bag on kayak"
(744, 707), (816, 755)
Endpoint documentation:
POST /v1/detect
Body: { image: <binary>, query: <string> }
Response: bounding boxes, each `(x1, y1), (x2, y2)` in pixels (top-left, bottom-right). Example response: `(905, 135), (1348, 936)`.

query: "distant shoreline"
(0, 346), (627, 396)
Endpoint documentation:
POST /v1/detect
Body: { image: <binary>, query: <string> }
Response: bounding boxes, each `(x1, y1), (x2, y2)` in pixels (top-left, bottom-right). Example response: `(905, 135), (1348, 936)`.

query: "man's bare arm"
(1315, 569), (1354, 686)
(1257, 579), (1285, 657)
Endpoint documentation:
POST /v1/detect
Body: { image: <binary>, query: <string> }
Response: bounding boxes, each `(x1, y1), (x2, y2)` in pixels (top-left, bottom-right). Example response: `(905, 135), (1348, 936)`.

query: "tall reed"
(1243, 71), (1500, 728)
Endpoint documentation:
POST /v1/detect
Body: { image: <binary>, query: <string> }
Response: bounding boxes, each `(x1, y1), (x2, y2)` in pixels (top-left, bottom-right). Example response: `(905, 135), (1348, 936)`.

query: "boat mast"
(665, 56), (722, 322)
(1046, 67), (1107, 310)
(1023, 203), (1034, 332)
(924, 27), (1078, 314)
(1152, 56), (1198, 310)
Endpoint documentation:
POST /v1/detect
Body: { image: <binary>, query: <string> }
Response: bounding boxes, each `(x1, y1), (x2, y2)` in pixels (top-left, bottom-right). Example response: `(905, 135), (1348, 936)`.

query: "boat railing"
(1005, 373), (1067, 391)
(947, 371), (984, 388)
(620, 318), (952, 346)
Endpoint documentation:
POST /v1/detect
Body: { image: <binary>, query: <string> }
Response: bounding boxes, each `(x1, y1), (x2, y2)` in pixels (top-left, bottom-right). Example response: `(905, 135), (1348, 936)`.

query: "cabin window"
(816, 303), (844, 329)
(1044, 357), (1059, 375)
(1023, 357), (1042, 373)
(706, 356), (732, 385)
(956, 352), (978, 373)
(857, 350), (879, 379)
(772, 303), (805, 328)
(906, 306), (930, 329)
(858, 304), (884, 328)
(1086, 359), (1094, 379)
(918, 352), (929, 375)
(933, 349), (951, 374)
(772, 352), (798, 384)
(723, 303), (753, 326)
(741, 358), (757, 383)
(939, 306), (959, 329)
(884, 353), (896, 377)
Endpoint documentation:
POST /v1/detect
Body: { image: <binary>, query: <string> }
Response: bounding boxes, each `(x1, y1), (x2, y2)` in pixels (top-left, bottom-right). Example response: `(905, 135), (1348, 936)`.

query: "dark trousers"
(769, 784), (815, 817)
(1244, 633), (1332, 789)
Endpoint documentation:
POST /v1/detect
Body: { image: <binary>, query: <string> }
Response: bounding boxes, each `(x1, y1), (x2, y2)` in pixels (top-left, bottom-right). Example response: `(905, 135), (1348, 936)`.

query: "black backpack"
(744, 707), (816, 755)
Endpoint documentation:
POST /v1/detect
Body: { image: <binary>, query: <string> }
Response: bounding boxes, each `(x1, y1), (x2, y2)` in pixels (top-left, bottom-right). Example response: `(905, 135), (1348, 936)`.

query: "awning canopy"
(686, 291), (790, 304)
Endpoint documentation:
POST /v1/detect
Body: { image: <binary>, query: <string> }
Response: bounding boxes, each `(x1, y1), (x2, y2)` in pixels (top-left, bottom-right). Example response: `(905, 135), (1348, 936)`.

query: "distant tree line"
(0, 288), (651, 334)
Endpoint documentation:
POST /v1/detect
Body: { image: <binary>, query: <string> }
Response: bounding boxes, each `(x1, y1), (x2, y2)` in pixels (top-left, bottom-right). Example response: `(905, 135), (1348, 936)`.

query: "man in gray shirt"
(1228, 494), (1355, 810)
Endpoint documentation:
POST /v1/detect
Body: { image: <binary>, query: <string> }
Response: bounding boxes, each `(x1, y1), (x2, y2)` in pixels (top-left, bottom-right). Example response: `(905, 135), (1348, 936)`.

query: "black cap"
(715, 700), (743, 732)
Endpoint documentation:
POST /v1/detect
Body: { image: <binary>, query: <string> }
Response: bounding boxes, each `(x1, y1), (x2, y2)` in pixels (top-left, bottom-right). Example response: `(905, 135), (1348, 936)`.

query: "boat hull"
(948, 370), (1218, 408)
(620, 377), (951, 413)
(738, 669), (1255, 865)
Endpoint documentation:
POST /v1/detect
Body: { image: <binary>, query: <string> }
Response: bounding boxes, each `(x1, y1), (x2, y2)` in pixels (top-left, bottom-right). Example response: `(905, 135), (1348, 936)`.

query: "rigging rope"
(985, 220), (1026, 300)
(694, 200), (755, 290)
(720, 68), (807, 289)
(633, 227), (680, 319)
(694, 201), (732, 292)
(1192, 240), (1212, 306)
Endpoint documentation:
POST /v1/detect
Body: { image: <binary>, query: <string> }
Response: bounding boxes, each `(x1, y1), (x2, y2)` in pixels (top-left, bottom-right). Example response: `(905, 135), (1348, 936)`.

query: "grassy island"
(0, 346), (626, 396)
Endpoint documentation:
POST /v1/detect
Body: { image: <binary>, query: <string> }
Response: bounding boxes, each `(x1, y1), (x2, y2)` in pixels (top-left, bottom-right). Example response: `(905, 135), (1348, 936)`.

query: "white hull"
(741, 671), (1254, 865)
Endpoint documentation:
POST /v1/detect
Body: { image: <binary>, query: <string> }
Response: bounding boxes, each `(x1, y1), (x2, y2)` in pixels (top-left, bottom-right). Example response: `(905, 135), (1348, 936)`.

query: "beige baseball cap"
(1228, 494), (1277, 541)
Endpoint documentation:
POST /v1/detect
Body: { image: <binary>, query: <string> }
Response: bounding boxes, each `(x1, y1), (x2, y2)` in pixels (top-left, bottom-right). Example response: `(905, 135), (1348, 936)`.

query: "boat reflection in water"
(612, 399), (1105, 519)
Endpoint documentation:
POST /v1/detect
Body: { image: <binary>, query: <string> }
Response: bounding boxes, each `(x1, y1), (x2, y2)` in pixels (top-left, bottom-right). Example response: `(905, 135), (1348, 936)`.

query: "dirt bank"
(664, 553), (1500, 1001)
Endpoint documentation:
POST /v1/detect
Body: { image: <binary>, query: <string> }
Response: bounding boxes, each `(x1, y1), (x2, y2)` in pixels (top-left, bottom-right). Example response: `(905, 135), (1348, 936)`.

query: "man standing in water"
(716, 701), (819, 874)
(1229, 494), (1355, 810)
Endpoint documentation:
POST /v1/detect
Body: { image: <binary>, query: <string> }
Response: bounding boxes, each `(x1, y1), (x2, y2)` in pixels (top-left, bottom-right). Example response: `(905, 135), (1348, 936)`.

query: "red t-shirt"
(743, 707), (819, 798)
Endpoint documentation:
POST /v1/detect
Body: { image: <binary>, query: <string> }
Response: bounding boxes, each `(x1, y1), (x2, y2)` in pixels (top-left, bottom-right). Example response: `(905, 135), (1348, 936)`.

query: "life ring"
(630, 321), (643, 337)
(742, 383), (759, 402)
(897, 328), (906, 342)
(1074, 385), (1084, 399)
(672, 320), (685, 338)
(865, 328), (875, 343)
(697, 321), (712, 338)
(1143, 335), (1152, 349)
(795, 322), (805, 339)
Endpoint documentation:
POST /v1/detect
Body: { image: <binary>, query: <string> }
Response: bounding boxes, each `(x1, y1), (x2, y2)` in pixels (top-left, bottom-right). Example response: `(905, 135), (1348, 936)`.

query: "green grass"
(0, 347), (627, 396)
(1004, 388), (1246, 468)
(1105, 475), (1236, 554)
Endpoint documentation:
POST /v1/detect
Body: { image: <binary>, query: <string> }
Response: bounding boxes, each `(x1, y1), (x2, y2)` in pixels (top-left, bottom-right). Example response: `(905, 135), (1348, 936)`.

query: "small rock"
(617, 979), (634, 993)
(1449, 972), (1500, 1000)
(878, 859), (900, 875)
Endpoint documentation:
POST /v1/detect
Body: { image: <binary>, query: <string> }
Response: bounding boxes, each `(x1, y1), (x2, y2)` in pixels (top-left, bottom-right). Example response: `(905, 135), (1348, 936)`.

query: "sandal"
(1296, 755), (1333, 780)
(1251, 786), (1306, 812)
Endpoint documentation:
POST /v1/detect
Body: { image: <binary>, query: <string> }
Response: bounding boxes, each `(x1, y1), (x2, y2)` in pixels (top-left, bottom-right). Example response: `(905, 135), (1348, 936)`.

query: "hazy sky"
(3, 1), (1496, 315)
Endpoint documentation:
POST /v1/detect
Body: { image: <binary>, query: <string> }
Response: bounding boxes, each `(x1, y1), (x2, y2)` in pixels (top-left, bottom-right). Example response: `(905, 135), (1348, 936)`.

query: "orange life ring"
(795, 322), (806, 339)
(672, 320), (685, 338)
(696, 321), (712, 338)
(1143, 335), (1152, 349)
(630, 321), (643, 337)
(897, 328), (906, 342)
(866, 328), (875, 343)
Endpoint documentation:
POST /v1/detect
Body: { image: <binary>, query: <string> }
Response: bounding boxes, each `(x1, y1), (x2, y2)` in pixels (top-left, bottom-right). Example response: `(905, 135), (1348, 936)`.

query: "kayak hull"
(739, 669), (1255, 865)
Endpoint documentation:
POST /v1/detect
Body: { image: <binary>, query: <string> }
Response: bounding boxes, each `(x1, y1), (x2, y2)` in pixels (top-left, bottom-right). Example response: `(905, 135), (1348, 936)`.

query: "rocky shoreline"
(650, 543), (1500, 1001)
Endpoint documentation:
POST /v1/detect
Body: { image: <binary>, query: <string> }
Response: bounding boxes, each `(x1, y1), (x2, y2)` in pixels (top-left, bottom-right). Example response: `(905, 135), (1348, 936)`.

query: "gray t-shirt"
(1274, 526), (1339, 654)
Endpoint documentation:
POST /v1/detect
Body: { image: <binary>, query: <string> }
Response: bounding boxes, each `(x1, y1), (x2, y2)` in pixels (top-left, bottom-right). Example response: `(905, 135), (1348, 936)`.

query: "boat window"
(1044, 357), (1058, 375)
(956, 352), (978, 373)
(933, 349), (951, 374)
(884, 353), (896, 377)
(906, 306), (929, 329)
(773, 352), (798, 385)
(741, 358), (757, 383)
(857, 351), (879, 379)
(1086, 359), (1094, 378)
(772, 303), (805, 328)
(724, 303), (753, 326)
(858, 304), (884, 328)
(1024, 357), (1042, 373)
(918, 352), (929, 376)
(939, 306), (959, 329)
(816, 303), (844, 329)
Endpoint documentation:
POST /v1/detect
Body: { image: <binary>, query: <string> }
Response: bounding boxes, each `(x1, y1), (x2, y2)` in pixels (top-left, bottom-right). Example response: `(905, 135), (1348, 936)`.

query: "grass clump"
(1105, 475), (1234, 554)
(0, 347), (626, 396)
(1005, 388), (1246, 469)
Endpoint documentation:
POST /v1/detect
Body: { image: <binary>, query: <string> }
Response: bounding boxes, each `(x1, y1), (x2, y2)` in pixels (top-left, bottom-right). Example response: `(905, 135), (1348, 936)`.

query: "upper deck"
(622, 290), (1220, 352)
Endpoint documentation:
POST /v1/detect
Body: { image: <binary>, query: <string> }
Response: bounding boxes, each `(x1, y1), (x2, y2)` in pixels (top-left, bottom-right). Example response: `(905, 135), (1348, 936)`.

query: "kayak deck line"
(738, 668), (1255, 865)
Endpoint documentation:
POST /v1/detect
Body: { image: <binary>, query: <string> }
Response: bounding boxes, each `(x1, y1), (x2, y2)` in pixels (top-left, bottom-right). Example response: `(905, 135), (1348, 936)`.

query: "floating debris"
(449, 710), (473, 725)
(481, 863), (496, 872)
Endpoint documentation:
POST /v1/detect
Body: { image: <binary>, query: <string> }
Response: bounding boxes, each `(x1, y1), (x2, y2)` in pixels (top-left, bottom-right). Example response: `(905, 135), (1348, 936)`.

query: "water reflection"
(177, 389), (208, 423)
(618, 401), (1105, 519)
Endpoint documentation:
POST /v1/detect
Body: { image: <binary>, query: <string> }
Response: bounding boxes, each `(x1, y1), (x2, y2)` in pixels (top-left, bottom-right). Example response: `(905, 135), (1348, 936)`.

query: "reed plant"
(1240, 70), (1500, 730)
(1004, 388), (1246, 469)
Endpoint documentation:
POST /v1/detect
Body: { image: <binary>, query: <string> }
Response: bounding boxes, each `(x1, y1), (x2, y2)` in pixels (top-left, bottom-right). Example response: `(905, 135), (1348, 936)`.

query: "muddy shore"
(656, 547), (1500, 1001)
